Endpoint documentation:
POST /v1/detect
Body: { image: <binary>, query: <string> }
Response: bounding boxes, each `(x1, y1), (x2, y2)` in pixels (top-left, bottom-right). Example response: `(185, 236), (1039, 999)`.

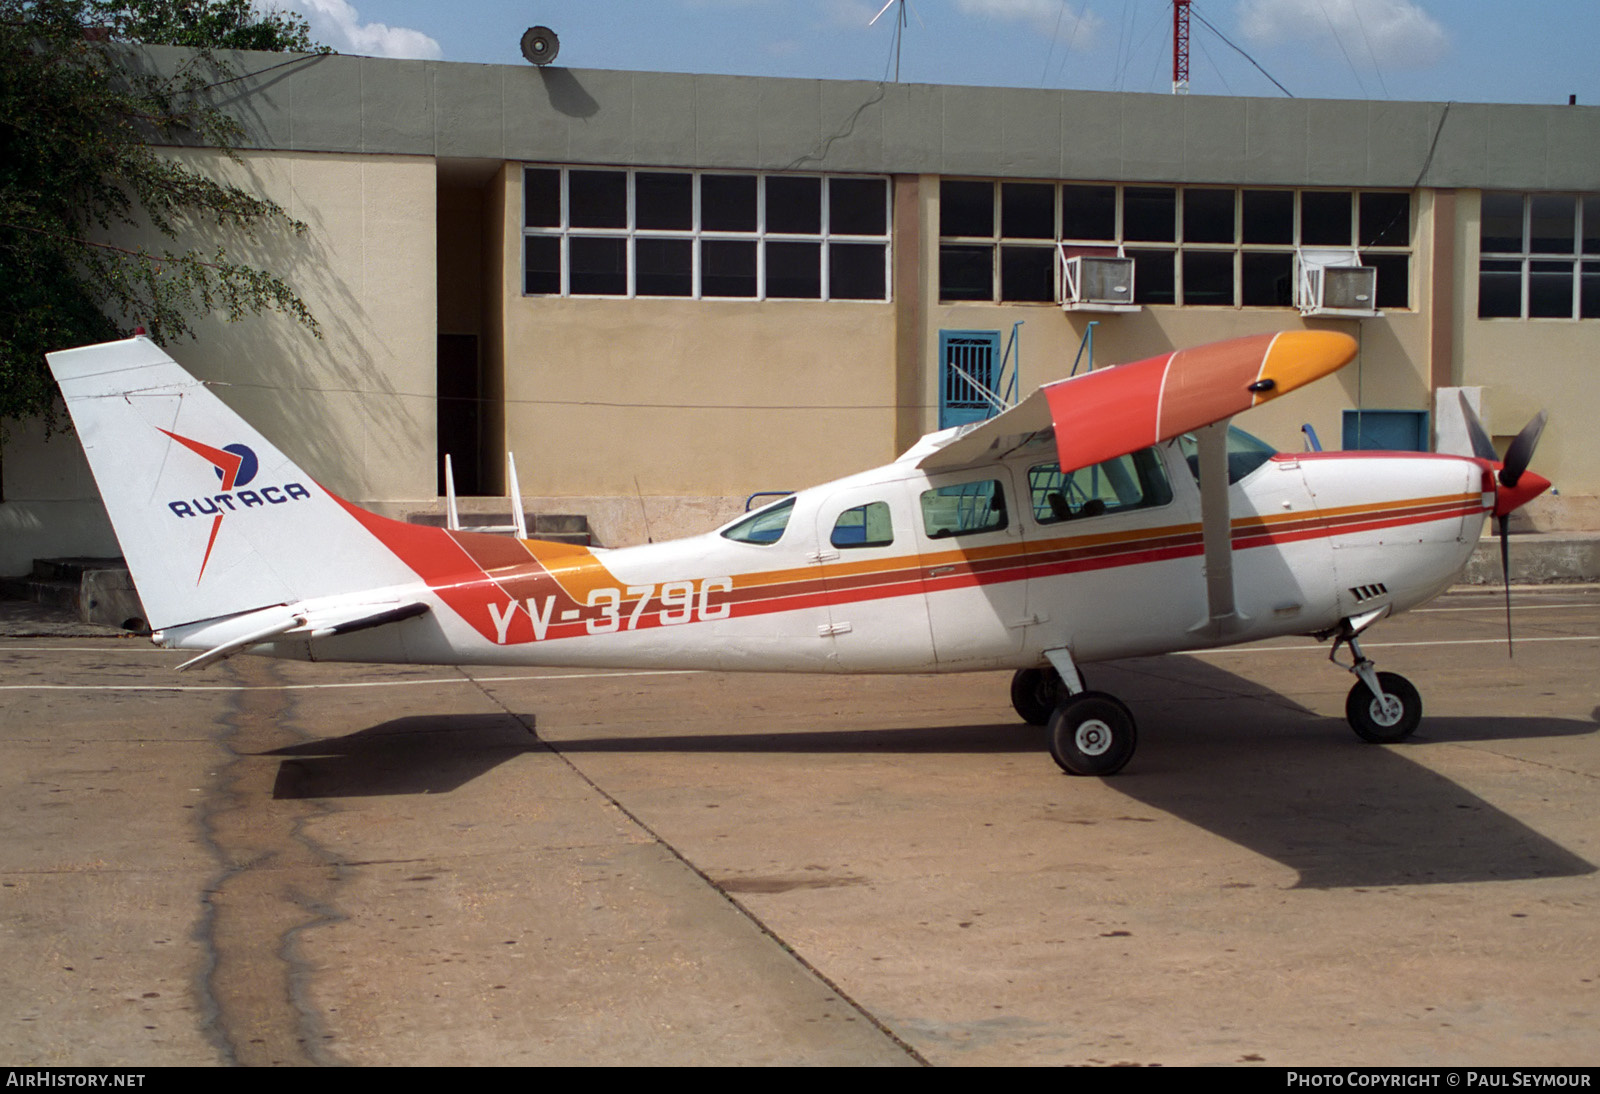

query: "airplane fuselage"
(157, 439), (1490, 676)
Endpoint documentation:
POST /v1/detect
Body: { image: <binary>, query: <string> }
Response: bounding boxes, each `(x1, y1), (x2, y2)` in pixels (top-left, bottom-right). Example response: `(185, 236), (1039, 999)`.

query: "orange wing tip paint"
(1252, 331), (1358, 405)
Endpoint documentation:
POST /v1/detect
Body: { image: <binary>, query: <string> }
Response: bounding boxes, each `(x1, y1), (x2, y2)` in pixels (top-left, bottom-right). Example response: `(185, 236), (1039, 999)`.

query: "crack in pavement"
(194, 656), (344, 1066)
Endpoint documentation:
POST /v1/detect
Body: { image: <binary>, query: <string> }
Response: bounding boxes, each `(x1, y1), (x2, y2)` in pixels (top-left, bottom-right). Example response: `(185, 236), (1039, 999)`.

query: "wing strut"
(1191, 421), (1247, 636)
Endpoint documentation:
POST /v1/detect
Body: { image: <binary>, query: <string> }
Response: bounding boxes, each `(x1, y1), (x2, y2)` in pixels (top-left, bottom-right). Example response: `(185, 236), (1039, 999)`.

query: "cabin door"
(811, 480), (934, 671)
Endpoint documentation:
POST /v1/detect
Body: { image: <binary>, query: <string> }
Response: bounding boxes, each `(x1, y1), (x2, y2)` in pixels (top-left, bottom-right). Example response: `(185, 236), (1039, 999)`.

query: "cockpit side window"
(721, 497), (795, 545)
(1029, 448), (1172, 525)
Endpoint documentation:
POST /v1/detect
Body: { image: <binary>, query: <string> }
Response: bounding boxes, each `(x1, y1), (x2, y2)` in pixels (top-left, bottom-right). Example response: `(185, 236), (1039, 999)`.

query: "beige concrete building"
(3, 46), (1597, 573)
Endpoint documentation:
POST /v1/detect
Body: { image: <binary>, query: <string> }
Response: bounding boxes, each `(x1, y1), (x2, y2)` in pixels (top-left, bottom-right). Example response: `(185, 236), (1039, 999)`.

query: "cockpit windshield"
(1175, 426), (1279, 485)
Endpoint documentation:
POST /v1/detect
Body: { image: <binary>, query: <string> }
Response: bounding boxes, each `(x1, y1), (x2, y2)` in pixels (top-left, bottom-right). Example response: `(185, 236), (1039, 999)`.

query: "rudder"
(47, 338), (418, 630)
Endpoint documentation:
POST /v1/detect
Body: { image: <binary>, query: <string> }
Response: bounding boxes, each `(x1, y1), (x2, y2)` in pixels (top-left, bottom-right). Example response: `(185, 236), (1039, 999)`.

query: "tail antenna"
(444, 453), (461, 532)
(507, 452), (528, 540)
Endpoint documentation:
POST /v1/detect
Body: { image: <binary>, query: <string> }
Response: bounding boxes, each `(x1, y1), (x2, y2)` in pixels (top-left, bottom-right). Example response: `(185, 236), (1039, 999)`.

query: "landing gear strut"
(1329, 617), (1422, 744)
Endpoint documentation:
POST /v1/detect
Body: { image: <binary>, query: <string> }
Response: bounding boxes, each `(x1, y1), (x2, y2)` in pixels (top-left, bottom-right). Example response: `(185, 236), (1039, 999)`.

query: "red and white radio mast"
(1172, 0), (1191, 94)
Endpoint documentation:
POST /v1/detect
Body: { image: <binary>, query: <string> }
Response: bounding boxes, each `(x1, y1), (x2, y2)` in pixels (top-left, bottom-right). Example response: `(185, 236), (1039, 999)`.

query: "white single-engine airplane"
(46, 331), (1550, 775)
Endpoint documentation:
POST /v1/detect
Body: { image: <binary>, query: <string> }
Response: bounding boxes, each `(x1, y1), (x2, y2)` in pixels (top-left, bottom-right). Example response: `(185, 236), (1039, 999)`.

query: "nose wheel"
(1345, 671), (1421, 743)
(1329, 617), (1423, 744)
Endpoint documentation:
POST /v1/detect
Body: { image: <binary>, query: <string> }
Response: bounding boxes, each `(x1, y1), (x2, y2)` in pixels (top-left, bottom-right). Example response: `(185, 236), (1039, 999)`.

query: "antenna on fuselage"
(441, 451), (529, 539)
(506, 452), (528, 540)
(444, 453), (461, 531)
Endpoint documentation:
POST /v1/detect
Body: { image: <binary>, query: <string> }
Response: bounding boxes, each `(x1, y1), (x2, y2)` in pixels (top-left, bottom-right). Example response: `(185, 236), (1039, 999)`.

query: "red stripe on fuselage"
(333, 482), (1479, 648)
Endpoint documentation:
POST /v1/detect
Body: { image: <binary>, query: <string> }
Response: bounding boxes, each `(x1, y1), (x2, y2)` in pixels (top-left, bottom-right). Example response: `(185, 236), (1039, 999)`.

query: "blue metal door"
(938, 330), (1001, 429)
(1342, 409), (1430, 452)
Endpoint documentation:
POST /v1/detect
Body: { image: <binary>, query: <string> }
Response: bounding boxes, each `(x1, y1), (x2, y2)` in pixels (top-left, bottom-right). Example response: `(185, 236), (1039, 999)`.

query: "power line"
(1315, 0), (1368, 98)
(1190, 5), (1292, 98)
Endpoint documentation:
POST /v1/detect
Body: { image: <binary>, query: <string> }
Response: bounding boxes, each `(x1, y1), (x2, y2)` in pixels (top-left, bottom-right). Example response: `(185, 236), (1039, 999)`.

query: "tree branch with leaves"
(0, 0), (328, 435)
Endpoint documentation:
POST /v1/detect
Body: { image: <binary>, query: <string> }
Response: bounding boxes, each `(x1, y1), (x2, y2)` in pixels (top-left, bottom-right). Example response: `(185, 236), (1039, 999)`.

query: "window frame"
(1477, 191), (1599, 320)
(523, 166), (892, 302)
(937, 180), (1412, 309)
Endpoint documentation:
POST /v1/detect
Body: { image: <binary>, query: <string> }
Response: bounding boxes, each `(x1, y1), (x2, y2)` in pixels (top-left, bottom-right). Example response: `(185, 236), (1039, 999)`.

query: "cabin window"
(524, 166), (890, 301)
(830, 502), (894, 549)
(1478, 192), (1600, 319)
(721, 498), (795, 545)
(938, 181), (1411, 308)
(920, 480), (1008, 538)
(1029, 449), (1173, 525)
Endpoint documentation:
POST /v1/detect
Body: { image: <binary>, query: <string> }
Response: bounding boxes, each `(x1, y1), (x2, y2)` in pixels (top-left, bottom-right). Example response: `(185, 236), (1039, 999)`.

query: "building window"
(938, 181), (1411, 309)
(523, 167), (891, 301)
(1478, 192), (1600, 319)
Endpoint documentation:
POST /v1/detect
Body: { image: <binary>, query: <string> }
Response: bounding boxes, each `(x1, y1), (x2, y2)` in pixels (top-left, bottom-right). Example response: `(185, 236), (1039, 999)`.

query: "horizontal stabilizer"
(174, 599), (431, 671)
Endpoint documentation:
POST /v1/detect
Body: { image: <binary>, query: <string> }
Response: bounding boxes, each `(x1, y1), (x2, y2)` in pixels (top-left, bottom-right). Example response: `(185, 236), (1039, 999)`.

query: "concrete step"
(0, 574), (79, 613)
(0, 558), (149, 632)
(1462, 532), (1600, 584)
(29, 556), (125, 582)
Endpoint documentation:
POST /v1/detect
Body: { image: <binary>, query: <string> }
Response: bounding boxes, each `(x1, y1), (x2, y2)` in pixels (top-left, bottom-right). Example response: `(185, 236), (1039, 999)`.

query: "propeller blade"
(1457, 392), (1499, 462)
(1499, 410), (1548, 489)
(1498, 513), (1514, 658)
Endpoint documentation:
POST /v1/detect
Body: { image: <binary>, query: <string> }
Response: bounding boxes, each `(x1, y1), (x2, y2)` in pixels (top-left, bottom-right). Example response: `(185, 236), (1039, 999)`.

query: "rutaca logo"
(158, 429), (311, 582)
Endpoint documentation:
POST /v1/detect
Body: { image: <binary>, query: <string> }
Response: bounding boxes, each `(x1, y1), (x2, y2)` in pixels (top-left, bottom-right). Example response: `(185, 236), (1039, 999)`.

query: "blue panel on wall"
(1342, 409), (1430, 452)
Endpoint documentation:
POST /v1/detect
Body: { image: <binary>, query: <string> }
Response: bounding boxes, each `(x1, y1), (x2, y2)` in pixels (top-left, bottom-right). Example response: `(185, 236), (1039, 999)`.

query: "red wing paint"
(1043, 331), (1357, 472)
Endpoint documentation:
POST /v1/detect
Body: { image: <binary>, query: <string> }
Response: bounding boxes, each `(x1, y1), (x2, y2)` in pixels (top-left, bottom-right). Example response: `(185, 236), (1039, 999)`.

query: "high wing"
(918, 330), (1358, 474)
(920, 330), (1359, 640)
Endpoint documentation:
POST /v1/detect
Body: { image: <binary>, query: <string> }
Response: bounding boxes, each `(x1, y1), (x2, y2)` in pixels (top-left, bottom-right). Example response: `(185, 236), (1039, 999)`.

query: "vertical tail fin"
(47, 338), (418, 630)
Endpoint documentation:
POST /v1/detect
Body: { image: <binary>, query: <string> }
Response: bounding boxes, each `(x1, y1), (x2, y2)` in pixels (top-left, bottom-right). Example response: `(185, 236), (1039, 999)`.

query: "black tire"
(1047, 692), (1137, 776)
(1010, 667), (1068, 726)
(1345, 671), (1422, 743)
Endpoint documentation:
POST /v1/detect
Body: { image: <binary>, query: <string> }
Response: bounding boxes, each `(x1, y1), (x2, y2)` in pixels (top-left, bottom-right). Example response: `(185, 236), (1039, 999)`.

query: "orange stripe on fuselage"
(336, 488), (1481, 647)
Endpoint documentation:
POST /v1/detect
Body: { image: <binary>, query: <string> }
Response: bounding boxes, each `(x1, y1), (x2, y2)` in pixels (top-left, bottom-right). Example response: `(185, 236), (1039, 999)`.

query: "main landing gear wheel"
(1010, 667), (1070, 726)
(1345, 671), (1422, 744)
(1047, 692), (1137, 776)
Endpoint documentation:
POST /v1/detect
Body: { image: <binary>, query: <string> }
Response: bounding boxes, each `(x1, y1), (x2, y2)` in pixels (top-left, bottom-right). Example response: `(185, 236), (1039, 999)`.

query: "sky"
(284, 0), (1600, 107)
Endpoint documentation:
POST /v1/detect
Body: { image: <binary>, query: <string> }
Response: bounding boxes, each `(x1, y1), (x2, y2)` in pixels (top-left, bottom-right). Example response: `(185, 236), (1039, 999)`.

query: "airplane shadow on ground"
(545, 655), (1599, 890)
(261, 713), (541, 799)
(254, 656), (1596, 889)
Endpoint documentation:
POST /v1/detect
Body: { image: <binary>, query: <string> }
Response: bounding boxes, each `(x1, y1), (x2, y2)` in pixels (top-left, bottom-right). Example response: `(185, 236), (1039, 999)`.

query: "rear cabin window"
(921, 480), (1008, 538)
(1029, 449), (1173, 524)
(830, 502), (894, 548)
(721, 497), (794, 544)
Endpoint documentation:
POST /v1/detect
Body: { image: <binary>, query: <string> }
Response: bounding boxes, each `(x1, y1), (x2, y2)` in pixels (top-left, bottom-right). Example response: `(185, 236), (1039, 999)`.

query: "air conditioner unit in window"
(1060, 253), (1139, 313)
(1297, 252), (1380, 317)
